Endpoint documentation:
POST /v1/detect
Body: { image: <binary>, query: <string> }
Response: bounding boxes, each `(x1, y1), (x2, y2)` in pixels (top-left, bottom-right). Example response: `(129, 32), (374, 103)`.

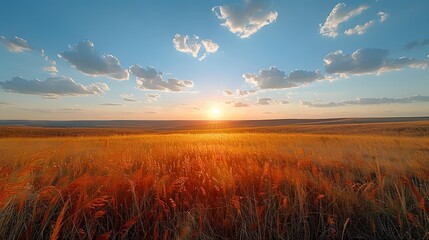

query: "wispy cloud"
(212, 0), (278, 38)
(59, 41), (129, 80)
(146, 93), (160, 102)
(324, 48), (428, 76)
(223, 89), (258, 97)
(0, 36), (33, 53)
(243, 67), (324, 89)
(302, 95), (429, 107)
(173, 34), (219, 60)
(101, 103), (122, 106)
(403, 38), (429, 51)
(0, 77), (108, 96)
(345, 20), (375, 36)
(320, 3), (368, 38)
(121, 94), (137, 102)
(129, 65), (194, 92)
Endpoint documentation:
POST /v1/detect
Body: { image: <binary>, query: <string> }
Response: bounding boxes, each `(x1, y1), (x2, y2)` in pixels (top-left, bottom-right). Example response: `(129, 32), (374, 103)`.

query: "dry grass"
(0, 131), (428, 239)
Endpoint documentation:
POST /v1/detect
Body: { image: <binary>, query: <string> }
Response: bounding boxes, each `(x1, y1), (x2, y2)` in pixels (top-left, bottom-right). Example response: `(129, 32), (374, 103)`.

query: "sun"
(209, 107), (222, 119)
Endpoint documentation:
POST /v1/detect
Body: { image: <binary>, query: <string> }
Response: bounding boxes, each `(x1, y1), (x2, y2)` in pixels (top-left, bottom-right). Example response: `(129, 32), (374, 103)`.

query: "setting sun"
(209, 107), (222, 119)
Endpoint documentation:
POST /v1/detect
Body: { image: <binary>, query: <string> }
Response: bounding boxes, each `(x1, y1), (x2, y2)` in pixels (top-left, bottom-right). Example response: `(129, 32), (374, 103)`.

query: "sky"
(0, 0), (428, 120)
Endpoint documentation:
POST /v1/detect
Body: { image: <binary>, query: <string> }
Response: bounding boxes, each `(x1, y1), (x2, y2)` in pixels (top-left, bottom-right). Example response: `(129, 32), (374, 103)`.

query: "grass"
(0, 129), (428, 239)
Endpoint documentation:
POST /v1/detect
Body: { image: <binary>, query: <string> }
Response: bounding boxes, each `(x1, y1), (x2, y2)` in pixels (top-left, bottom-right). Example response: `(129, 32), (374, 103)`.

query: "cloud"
(173, 34), (219, 60)
(377, 11), (389, 22)
(58, 41), (129, 80)
(43, 66), (58, 74)
(146, 93), (160, 102)
(302, 95), (429, 107)
(129, 65), (194, 92)
(324, 48), (428, 76)
(344, 20), (375, 36)
(403, 39), (429, 51)
(121, 94), (137, 102)
(236, 89), (257, 97)
(212, 0), (278, 38)
(344, 11), (388, 36)
(0, 101), (13, 106)
(223, 89), (234, 96)
(233, 101), (250, 107)
(223, 89), (257, 97)
(0, 76), (108, 96)
(173, 34), (201, 58)
(243, 67), (324, 89)
(101, 103), (122, 106)
(319, 3), (368, 38)
(0, 36), (33, 53)
(257, 97), (275, 105)
(257, 97), (289, 105)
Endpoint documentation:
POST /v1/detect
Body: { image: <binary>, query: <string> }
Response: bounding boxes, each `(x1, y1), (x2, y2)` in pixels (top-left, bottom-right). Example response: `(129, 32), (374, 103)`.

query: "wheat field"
(0, 131), (428, 239)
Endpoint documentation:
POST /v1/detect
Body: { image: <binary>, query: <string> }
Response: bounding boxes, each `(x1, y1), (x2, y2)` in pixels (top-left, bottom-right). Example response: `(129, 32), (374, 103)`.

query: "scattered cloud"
(256, 97), (289, 105)
(58, 41), (129, 80)
(173, 34), (201, 58)
(345, 20), (375, 36)
(146, 93), (160, 102)
(0, 101), (13, 106)
(324, 48), (428, 76)
(212, 0), (278, 38)
(236, 89), (257, 97)
(121, 94), (137, 102)
(302, 95), (429, 107)
(243, 67), (324, 89)
(43, 66), (58, 74)
(319, 3), (368, 38)
(129, 65), (194, 92)
(0, 36), (33, 53)
(224, 89), (258, 97)
(173, 34), (219, 60)
(0, 76), (108, 96)
(344, 10), (388, 36)
(101, 103), (122, 106)
(377, 11), (389, 22)
(257, 97), (275, 105)
(223, 89), (234, 96)
(403, 38), (429, 51)
(233, 101), (250, 107)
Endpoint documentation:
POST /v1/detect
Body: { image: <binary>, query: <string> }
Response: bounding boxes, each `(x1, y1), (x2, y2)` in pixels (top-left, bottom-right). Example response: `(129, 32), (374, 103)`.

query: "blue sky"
(0, 0), (428, 120)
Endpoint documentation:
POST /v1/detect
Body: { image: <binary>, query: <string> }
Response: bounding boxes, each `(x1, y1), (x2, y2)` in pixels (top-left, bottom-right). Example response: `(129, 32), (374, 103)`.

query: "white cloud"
(302, 95), (429, 107)
(58, 41), (129, 80)
(257, 97), (275, 105)
(233, 101), (250, 107)
(377, 11), (389, 22)
(101, 103), (122, 106)
(43, 66), (59, 74)
(345, 20), (375, 35)
(0, 36), (32, 53)
(324, 48), (428, 76)
(319, 3), (368, 38)
(129, 65), (194, 92)
(173, 34), (201, 58)
(173, 34), (219, 60)
(0, 76), (108, 96)
(223, 89), (234, 96)
(212, 0), (278, 38)
(121, 94), (137, 102)
(146, 93), (160, 102)
(243, 67), (324, 89)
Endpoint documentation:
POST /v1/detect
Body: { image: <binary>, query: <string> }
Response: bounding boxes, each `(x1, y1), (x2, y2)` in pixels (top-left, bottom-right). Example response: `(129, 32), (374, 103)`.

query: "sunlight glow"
(209, 107), (222, 119)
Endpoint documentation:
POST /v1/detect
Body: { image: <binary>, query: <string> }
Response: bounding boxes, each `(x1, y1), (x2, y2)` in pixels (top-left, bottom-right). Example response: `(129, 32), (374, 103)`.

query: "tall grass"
(0, 133), (428, 239)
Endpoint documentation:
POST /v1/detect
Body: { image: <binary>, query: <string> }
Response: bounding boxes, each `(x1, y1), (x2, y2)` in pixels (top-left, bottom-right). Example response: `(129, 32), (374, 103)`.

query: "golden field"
(0, 122), (428, 239)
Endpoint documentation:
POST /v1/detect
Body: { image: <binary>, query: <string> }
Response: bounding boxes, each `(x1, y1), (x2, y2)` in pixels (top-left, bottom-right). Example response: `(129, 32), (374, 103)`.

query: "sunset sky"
(0, 0), (428, 120)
